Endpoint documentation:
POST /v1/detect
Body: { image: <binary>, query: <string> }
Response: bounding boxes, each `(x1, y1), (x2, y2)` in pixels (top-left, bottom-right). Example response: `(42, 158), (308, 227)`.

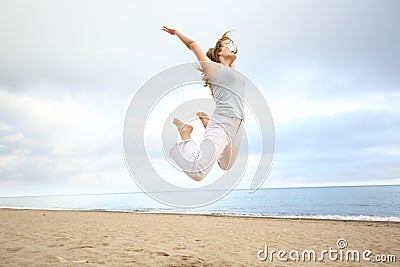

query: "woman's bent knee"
(218, 160), (232, 171)
(186, 171), (207, 181)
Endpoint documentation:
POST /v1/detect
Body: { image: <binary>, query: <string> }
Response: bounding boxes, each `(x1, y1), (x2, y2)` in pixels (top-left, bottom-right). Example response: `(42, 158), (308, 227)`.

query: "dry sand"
(0, 209), (399, 266)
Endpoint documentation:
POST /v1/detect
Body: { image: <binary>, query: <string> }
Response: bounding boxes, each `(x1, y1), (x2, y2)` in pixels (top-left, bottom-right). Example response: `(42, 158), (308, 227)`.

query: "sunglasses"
(225, 43), (236, 52)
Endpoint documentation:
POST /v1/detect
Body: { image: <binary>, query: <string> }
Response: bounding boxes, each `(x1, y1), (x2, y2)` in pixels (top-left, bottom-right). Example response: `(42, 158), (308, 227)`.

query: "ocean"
(1, 185), (399, 222)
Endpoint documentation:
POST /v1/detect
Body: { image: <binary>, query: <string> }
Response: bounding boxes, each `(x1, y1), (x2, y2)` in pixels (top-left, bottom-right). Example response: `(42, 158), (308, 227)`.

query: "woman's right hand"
(162, 26), (177, 35)
(161, 26), (216, 77)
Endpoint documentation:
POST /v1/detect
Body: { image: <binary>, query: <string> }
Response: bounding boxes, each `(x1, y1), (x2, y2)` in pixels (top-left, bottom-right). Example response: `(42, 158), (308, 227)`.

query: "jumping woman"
(163, 26), (245, 181)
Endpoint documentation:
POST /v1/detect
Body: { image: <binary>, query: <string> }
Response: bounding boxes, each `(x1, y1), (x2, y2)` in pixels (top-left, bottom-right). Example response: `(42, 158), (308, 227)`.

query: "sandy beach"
(0, 209), (399, 266)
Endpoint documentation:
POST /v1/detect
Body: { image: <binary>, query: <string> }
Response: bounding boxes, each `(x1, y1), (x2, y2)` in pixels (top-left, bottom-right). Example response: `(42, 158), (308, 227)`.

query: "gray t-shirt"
(210, 65), (245, 119)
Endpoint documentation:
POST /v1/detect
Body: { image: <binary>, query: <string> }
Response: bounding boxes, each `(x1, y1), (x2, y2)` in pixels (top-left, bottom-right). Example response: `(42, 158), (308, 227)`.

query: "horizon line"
(1, 183), (399, 199)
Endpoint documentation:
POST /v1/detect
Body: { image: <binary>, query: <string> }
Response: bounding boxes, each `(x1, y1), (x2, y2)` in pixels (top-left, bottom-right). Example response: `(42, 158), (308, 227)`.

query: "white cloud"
(0, 87), (134, 196)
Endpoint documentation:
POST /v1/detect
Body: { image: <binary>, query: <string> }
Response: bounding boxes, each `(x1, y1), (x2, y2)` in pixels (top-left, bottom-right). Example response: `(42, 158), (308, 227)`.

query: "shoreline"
(1, 207), (400, 224)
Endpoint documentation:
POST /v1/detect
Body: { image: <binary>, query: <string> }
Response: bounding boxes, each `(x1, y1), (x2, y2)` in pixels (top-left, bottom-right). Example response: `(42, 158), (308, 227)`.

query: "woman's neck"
(219, 58), (235, 69)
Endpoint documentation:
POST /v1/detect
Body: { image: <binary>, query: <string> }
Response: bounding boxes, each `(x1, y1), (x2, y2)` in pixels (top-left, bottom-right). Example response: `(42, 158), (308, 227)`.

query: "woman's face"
(218, 40), (237, 61)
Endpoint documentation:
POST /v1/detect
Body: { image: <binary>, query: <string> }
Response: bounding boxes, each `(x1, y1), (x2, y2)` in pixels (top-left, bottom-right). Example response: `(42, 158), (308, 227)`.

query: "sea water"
(1, 185), (399, 222)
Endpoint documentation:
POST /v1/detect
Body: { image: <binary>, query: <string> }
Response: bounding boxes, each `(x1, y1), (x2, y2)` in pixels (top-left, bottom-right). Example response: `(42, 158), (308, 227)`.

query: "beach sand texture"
(0, 209), (399, 266)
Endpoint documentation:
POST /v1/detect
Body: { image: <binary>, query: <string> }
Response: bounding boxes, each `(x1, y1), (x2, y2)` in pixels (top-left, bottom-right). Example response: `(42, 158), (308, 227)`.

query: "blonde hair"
(199, 30), (238, 99)
(206, 30), (237, 63)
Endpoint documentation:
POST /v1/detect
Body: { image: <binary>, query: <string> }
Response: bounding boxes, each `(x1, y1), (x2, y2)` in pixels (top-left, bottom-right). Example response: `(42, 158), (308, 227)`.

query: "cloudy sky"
(0, 0), (399, 197)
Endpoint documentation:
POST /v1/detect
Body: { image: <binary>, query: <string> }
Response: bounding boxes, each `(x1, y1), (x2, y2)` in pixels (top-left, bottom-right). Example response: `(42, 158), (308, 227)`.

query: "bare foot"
(173, 118), (193, 140)
(196, 112), (210, 128)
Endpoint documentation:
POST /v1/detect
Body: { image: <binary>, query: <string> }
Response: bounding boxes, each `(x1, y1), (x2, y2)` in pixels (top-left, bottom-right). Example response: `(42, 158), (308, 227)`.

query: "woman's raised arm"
(162, 26), (219, 77)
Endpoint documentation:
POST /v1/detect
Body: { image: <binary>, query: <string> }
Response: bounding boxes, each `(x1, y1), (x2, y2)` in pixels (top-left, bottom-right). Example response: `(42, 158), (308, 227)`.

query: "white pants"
(169, 114), (244, 181)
